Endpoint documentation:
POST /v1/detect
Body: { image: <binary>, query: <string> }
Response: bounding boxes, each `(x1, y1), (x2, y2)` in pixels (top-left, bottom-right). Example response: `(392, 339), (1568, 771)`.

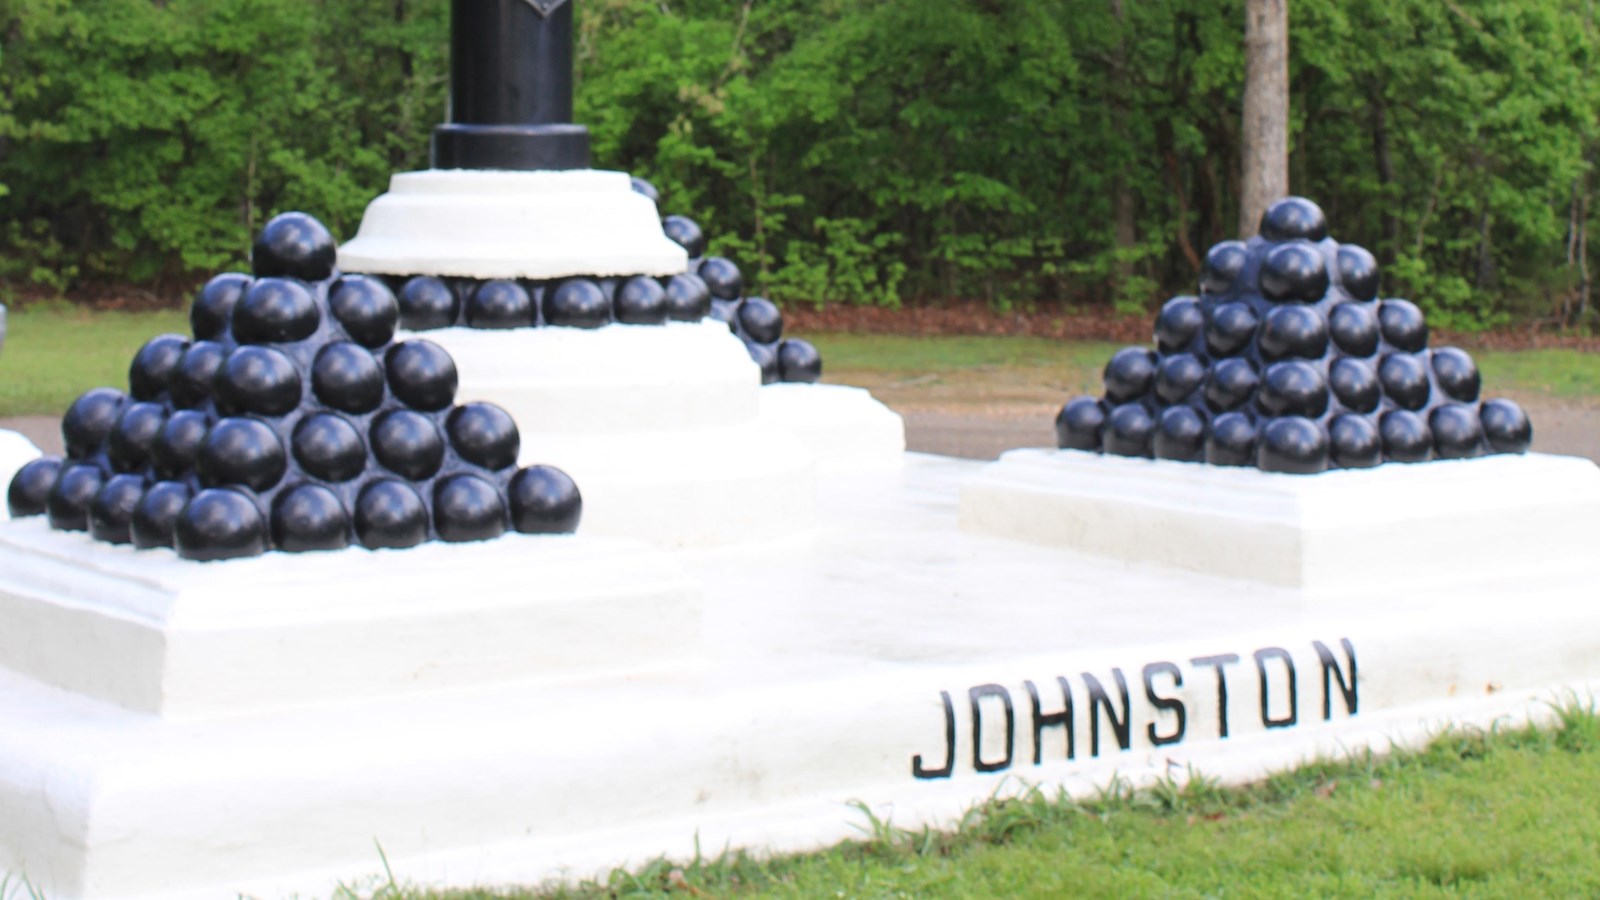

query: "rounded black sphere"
(107, 401), (167, 472)
(398, 276), (461, 331)
(196, 417), (287, 492)
(1328, 302), (1380, 357)
(1259, 197), (1329, 242)
(777, 339), (823, 383)
(63, 387), (126, 459)
(465, 280), (533, 329)
(698, 257), (743, 301)
(312, 342), (386, 414)
(1260, 241), (1330, 303)
(1329, 357), (1381, 413)
(1204, 357), (1259, 412)
(508, 465), (582, 534)
(171, 341), (227, 408)
(152, 409), (211, 478)
(1155, 353), (1205, 404)
(446, 402), (520, 470)
(1055, 397), (1106, 451)
(1328, 414), (1382, 468)
(1206, 411), (1258, 466)
(433, 474), (508, 543)
(174, 488), (270, 561)
(214, 346), (303, 417)
(746, 339), (780, 385)
(662, 215), (707, 259)
(1337, 245), (1380, 301)
(47, 463), (105, 531)
(191, 273), (251, 341)
(271, 483), (352, 553)
(1103, 347), (1158, 403)
(88, 473), (147, 544)
(232, 278), (321, 345)
(1431, 347), (1481, 403)
(8, 456), (63, 518)
(329, 275), (400, 347)
(251, 212), (336, 282)
(543, 279), (610, 329)
(1205, 302), (1259, 358)
(630, 176), (660, 204)
(1380, 410), (1433, 463)
(354, 479), (430, 550)
(1480, 398), (1533, 453)
(1104, 403), (1156, 458)
(1258, 416), (1330, 474)
(384, 341), (457, 411)
(1259, 305), (1329, 360)
(737, 297), (784, 345)
(1430, 403), (1486, 459)
(1154, 405), (1207, 462)
(663, 273), (712, 321)
(1378, 299), (1428, 352)
(1155, 297), (1204, 353)
(129, 334), (190, 401)
(292, 413), (367, 483)
(1259, 361), (1329, 418)
(371, 409), (445, 481)
(1378, 352), (1431, 410)
(129, 480), (192, 549)
(1200, 241), (1248, 296)
(613, 276), (668, 325)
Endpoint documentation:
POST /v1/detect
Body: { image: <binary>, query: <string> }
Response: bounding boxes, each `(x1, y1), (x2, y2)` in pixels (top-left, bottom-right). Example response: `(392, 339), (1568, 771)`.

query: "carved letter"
(1254, 647), (1298, 729)
(1025, 677), (1075, 764)
(969, 684), (1016, 774)
(911, 690), (955, 780)
(1143, 661), (1187, 747)
(1314, 638), (1358, 720)
(1191, 653), (1241, 738)
(1082, 669), (1132, 756)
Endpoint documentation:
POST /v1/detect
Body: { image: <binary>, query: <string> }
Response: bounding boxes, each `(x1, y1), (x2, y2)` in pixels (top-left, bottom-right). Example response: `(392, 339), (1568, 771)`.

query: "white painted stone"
(336, 169), (688, 280)
(0, 430), (41, 521)
(960, 449), (1600, 593)
(757, 383), (906, 473)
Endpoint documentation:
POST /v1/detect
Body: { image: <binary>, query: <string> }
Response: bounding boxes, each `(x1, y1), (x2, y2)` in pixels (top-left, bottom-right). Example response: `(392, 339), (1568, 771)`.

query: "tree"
(1239, 0), (1289, 237)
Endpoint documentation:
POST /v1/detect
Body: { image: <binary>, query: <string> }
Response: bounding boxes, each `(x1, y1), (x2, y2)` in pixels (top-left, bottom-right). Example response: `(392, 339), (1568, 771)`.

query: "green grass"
(0, 306), (188, 417)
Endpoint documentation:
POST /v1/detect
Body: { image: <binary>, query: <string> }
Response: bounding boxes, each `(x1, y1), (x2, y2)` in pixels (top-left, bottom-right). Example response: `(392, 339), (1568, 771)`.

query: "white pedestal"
(757, 383), (906, 473)
(0, 429), (41, 521)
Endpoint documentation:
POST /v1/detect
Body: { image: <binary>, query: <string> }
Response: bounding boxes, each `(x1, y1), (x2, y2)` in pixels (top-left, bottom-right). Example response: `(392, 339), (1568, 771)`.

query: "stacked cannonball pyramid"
(634, 178), (823, 385)
(1056, 197), (1533, 473)
(6, 212), (582, 561)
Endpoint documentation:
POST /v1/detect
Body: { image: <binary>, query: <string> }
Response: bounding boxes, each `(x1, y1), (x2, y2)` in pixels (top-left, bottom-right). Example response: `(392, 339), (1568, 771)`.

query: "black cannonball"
(1480, 398), (1533, 454)
(251, 212), (336, 282)
(271, 483), (352, 553)
(1329, 357), (1381, 413)
(175, 488), (270, 561)
(738, 297), (784, 345)
(8, 456), (63, 518)
(433, 473), (508, 543)
(191, 273), (251, 341)
(746, 339), (780, 384)
(466, 280), (534, 329)
(446, 402), (520, 470)
(630, 176), (661, 204)
(384, 341), (457, 411)
(1154, 405), (1207, 462)
(662, 215), (707, 259)
(329, 275), (400, 347)
(313, 342), (386, 413)
(777, 339), (823, 383)
(662, 273), (712, 321)
(46, 463), (105, 531)
(614, 276), (669, 325)
(1155, 297), (1204, 353)
(1200, 241), (1248, 296)
(1378, 299), (1428, 352)
(171, 341), (227, 408)
(1104, 347), (1158, 403)
(1337, 245), (1380, 301)
(107, 401), (167, 472)
(214, 346), (303, 417)
(1259, 197), (1329, 242)
(1328, 413), (1382, 468)
(1055, 397), (1106, 451)
(88, 473), (147, 544)
(508, 465), (582, 534)
(196, 417), (287, 492)
(292, 413), (367, 482)
(1155, 353), (1206, 404)
(699, 257), (743, 301)
(1380, 409), (1433, 463)
(1205, 302), (1258, 357)
(1328, 302), (1380, 357)
(129, 480), (192, 549)
(398, 276), (461, 331)
(128, 334), (190, 400)
(62, 387), (125, 459)
(1204, 357), (1259, 412)
(1259, 241), (1330, 303)
(1378, 352), (1431, 410)
(152, 409), (211, 478)
(354, 479), (430, 549)
(543, 279), (610, 329)
(1205, 411), (1258, 466)
(1103, 403), (1156, 458)
(1259, 305), (1329, 360)
(1430, 403), (1486, 459)
(370, 409), (445, 481)
(232, 278), (321, 345)
(1258, 416), (1330, 474)
(1259, 360), (1329, 418)
(1431, 347), (1481, 403)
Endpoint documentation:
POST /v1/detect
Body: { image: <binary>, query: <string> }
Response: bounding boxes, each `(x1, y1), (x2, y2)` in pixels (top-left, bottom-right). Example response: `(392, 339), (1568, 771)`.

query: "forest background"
(0, 0), (1595, 332)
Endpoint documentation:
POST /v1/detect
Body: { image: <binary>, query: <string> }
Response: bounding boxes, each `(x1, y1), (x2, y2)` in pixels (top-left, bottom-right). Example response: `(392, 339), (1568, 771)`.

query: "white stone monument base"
(757, 383), (906, 473)
(0, 429), (42, 521)
(3, 454), (1600, 898)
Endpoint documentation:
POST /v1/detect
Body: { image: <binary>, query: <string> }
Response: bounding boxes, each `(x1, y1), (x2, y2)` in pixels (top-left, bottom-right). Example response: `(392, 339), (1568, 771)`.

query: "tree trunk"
(1239, 0), (1289, 238)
